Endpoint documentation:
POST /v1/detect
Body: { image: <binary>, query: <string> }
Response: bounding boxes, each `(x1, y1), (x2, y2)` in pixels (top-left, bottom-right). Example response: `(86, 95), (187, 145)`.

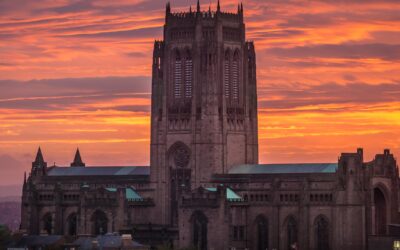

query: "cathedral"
(21, 2), (400, 250)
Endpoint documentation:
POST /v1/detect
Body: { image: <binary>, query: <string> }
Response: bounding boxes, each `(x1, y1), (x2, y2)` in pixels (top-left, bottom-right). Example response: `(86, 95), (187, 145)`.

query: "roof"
(206, 187), (243, 201)
(104, 187), (144, 201)
(73, 234), (145, 249)
(47, 166), (150, 176)
(229, 163), (338, 174)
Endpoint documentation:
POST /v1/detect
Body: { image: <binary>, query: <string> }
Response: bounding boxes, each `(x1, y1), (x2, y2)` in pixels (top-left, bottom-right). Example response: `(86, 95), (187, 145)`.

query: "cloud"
(266, 43), (400, 61)
(61, 27), (162, 39)
(259, 82), (400, 111)
(0, 76), (151, 110)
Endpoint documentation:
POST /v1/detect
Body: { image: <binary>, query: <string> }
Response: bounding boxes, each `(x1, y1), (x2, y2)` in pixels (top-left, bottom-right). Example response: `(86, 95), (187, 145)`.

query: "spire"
(190, 5), (192, 13)
(208, 5), (211, 13)
(197, 0), (200, 12)
(32, 146), (47, 175)
(217, 0), (220, 12)
(166, 2), (171, 14)
(240, 2), (243, 13)
(71, 148), (85, 167)
(34, 147), (44, 163)
(237, 4), (240, 13)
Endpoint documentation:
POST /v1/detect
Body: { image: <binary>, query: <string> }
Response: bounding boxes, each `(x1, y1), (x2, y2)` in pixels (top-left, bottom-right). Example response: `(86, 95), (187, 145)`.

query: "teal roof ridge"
(228, 163), (338, 174)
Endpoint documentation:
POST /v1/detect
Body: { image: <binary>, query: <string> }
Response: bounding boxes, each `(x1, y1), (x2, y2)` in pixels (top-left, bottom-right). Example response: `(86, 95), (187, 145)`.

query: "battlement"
(165, 1), (243, 24)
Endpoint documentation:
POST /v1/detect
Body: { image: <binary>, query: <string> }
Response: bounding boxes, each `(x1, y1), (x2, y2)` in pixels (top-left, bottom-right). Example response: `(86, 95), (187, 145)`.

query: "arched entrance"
(286, 216), (298, 250)
(374, 188), (387, 235)
(191, 211), (207, 250)
(66, 213), (77, 236)
(91, 210), (108, 235)
(42, 213), (52, 235)
(255, 215), (268, 250)
(315, 216), (329, 250)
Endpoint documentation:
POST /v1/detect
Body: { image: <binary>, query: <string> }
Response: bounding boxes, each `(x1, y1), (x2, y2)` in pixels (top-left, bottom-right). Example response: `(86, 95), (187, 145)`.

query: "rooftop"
(47, 166), (150, 176)
(229, 163), (338, 174)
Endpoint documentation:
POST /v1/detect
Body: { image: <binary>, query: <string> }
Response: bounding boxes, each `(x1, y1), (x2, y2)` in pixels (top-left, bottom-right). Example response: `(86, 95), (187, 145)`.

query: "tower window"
(232, 51), (239, 100)
(185, 53), (193, 98)
(174, 53), (182, 99)
(224, 51), (230, 99)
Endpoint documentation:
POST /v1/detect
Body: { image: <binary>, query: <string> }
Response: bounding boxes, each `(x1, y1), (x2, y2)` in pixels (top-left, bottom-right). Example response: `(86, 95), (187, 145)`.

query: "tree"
(0, 224), (12, 250)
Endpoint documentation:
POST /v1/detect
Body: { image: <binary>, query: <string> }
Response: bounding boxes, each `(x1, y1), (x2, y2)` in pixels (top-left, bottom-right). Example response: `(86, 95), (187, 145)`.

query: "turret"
(71, 148), (85, 167)
(31, 147), (47, 176)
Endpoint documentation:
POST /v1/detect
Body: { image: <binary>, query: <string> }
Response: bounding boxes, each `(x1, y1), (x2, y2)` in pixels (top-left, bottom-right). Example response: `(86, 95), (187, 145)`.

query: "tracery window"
(91, 210), (108, 235)
(256, 215), (268, 250)
(315, 216), (330, 250)
(232, 51), (239, 101)
(174, 51), (182, 99)
(192, 211), (208, 250)
(43, 213), (52, 235)
(184, 52), (193, 98)
(224, 50), (231, 98)
(67, 213), (77, 236)
(287, 216), (298, 250)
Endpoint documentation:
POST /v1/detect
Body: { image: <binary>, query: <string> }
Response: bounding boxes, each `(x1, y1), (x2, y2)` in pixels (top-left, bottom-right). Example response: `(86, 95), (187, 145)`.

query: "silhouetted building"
(21, 2), (400, 250)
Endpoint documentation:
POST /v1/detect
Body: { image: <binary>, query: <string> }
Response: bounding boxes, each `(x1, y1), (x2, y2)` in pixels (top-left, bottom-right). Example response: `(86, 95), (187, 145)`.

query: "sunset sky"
(1, 0), (400, 186)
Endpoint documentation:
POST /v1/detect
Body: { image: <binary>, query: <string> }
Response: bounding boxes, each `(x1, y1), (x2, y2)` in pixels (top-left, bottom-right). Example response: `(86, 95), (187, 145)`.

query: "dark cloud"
(0, 76), (151, 110)
(60, 27), (162, 39)
(125, 51), (147, 58)
(38, 0), (93, 14)
(249, 29), (304, 39)
(266, 43), (400, 61)
(259, 82), (400, 111)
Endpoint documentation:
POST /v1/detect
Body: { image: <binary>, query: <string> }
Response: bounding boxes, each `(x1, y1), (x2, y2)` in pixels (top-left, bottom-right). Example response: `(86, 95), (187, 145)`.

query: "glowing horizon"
(1, 0), (400, 185)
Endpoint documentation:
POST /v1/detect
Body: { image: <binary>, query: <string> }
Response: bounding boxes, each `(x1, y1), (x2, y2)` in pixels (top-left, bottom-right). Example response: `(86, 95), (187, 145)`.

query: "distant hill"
(0, 201), (20, 231)
(0, 185), (22, 198)
(0, 185), (22, 231)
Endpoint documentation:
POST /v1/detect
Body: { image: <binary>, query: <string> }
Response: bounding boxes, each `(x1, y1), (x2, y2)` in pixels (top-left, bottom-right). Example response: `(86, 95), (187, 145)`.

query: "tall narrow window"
(174, 52), (182, 99)
(256, 215), (268, 250)
(43, 213), (52, 235)
(315, 216), (330, 250)
(224, 50), (230, 99)
(232, 51), (239, 101)
(185, 52), (193, 98)
(192, 211), (208, 250)
(287, 217), (298, 250)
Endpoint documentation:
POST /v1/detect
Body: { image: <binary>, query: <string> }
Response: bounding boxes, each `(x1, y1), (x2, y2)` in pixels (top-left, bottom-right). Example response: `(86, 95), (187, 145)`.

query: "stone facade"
(21, 2), (400, 250)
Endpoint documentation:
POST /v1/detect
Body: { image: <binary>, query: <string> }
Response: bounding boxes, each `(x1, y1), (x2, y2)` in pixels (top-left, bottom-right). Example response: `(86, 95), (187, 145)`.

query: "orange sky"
(1, 0), (400, 186)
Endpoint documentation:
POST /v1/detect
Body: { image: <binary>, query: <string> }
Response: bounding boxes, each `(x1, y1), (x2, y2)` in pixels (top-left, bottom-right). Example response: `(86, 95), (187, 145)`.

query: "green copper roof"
(104, 187), (143, 201)
(205, 187), (243, 201)
(126, 187), (143, 201)
(229, 163), (338, 174)
(48, 166), (149, 176)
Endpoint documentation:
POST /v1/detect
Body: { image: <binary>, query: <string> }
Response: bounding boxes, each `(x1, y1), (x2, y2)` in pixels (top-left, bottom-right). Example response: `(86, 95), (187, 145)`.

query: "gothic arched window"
(174, 51), (182, 99)
(286, 216), (298, 250)
(191, 211), (208, 250)
(232, 50), (240, 101)
(224, 50), (231, 99)
(91, 210), (108, 235)
(255, 215), (268, 250)
(374, 187), (387, 235)
(315, 216), (330, 250)
(43, 213), (52, 235)
(67, 213), (77, 236)
(184, 51), (193, 98)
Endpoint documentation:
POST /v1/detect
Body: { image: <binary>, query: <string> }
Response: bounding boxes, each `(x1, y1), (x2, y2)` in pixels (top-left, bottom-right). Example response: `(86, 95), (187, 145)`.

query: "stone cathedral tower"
(150, 1), (258, 225)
